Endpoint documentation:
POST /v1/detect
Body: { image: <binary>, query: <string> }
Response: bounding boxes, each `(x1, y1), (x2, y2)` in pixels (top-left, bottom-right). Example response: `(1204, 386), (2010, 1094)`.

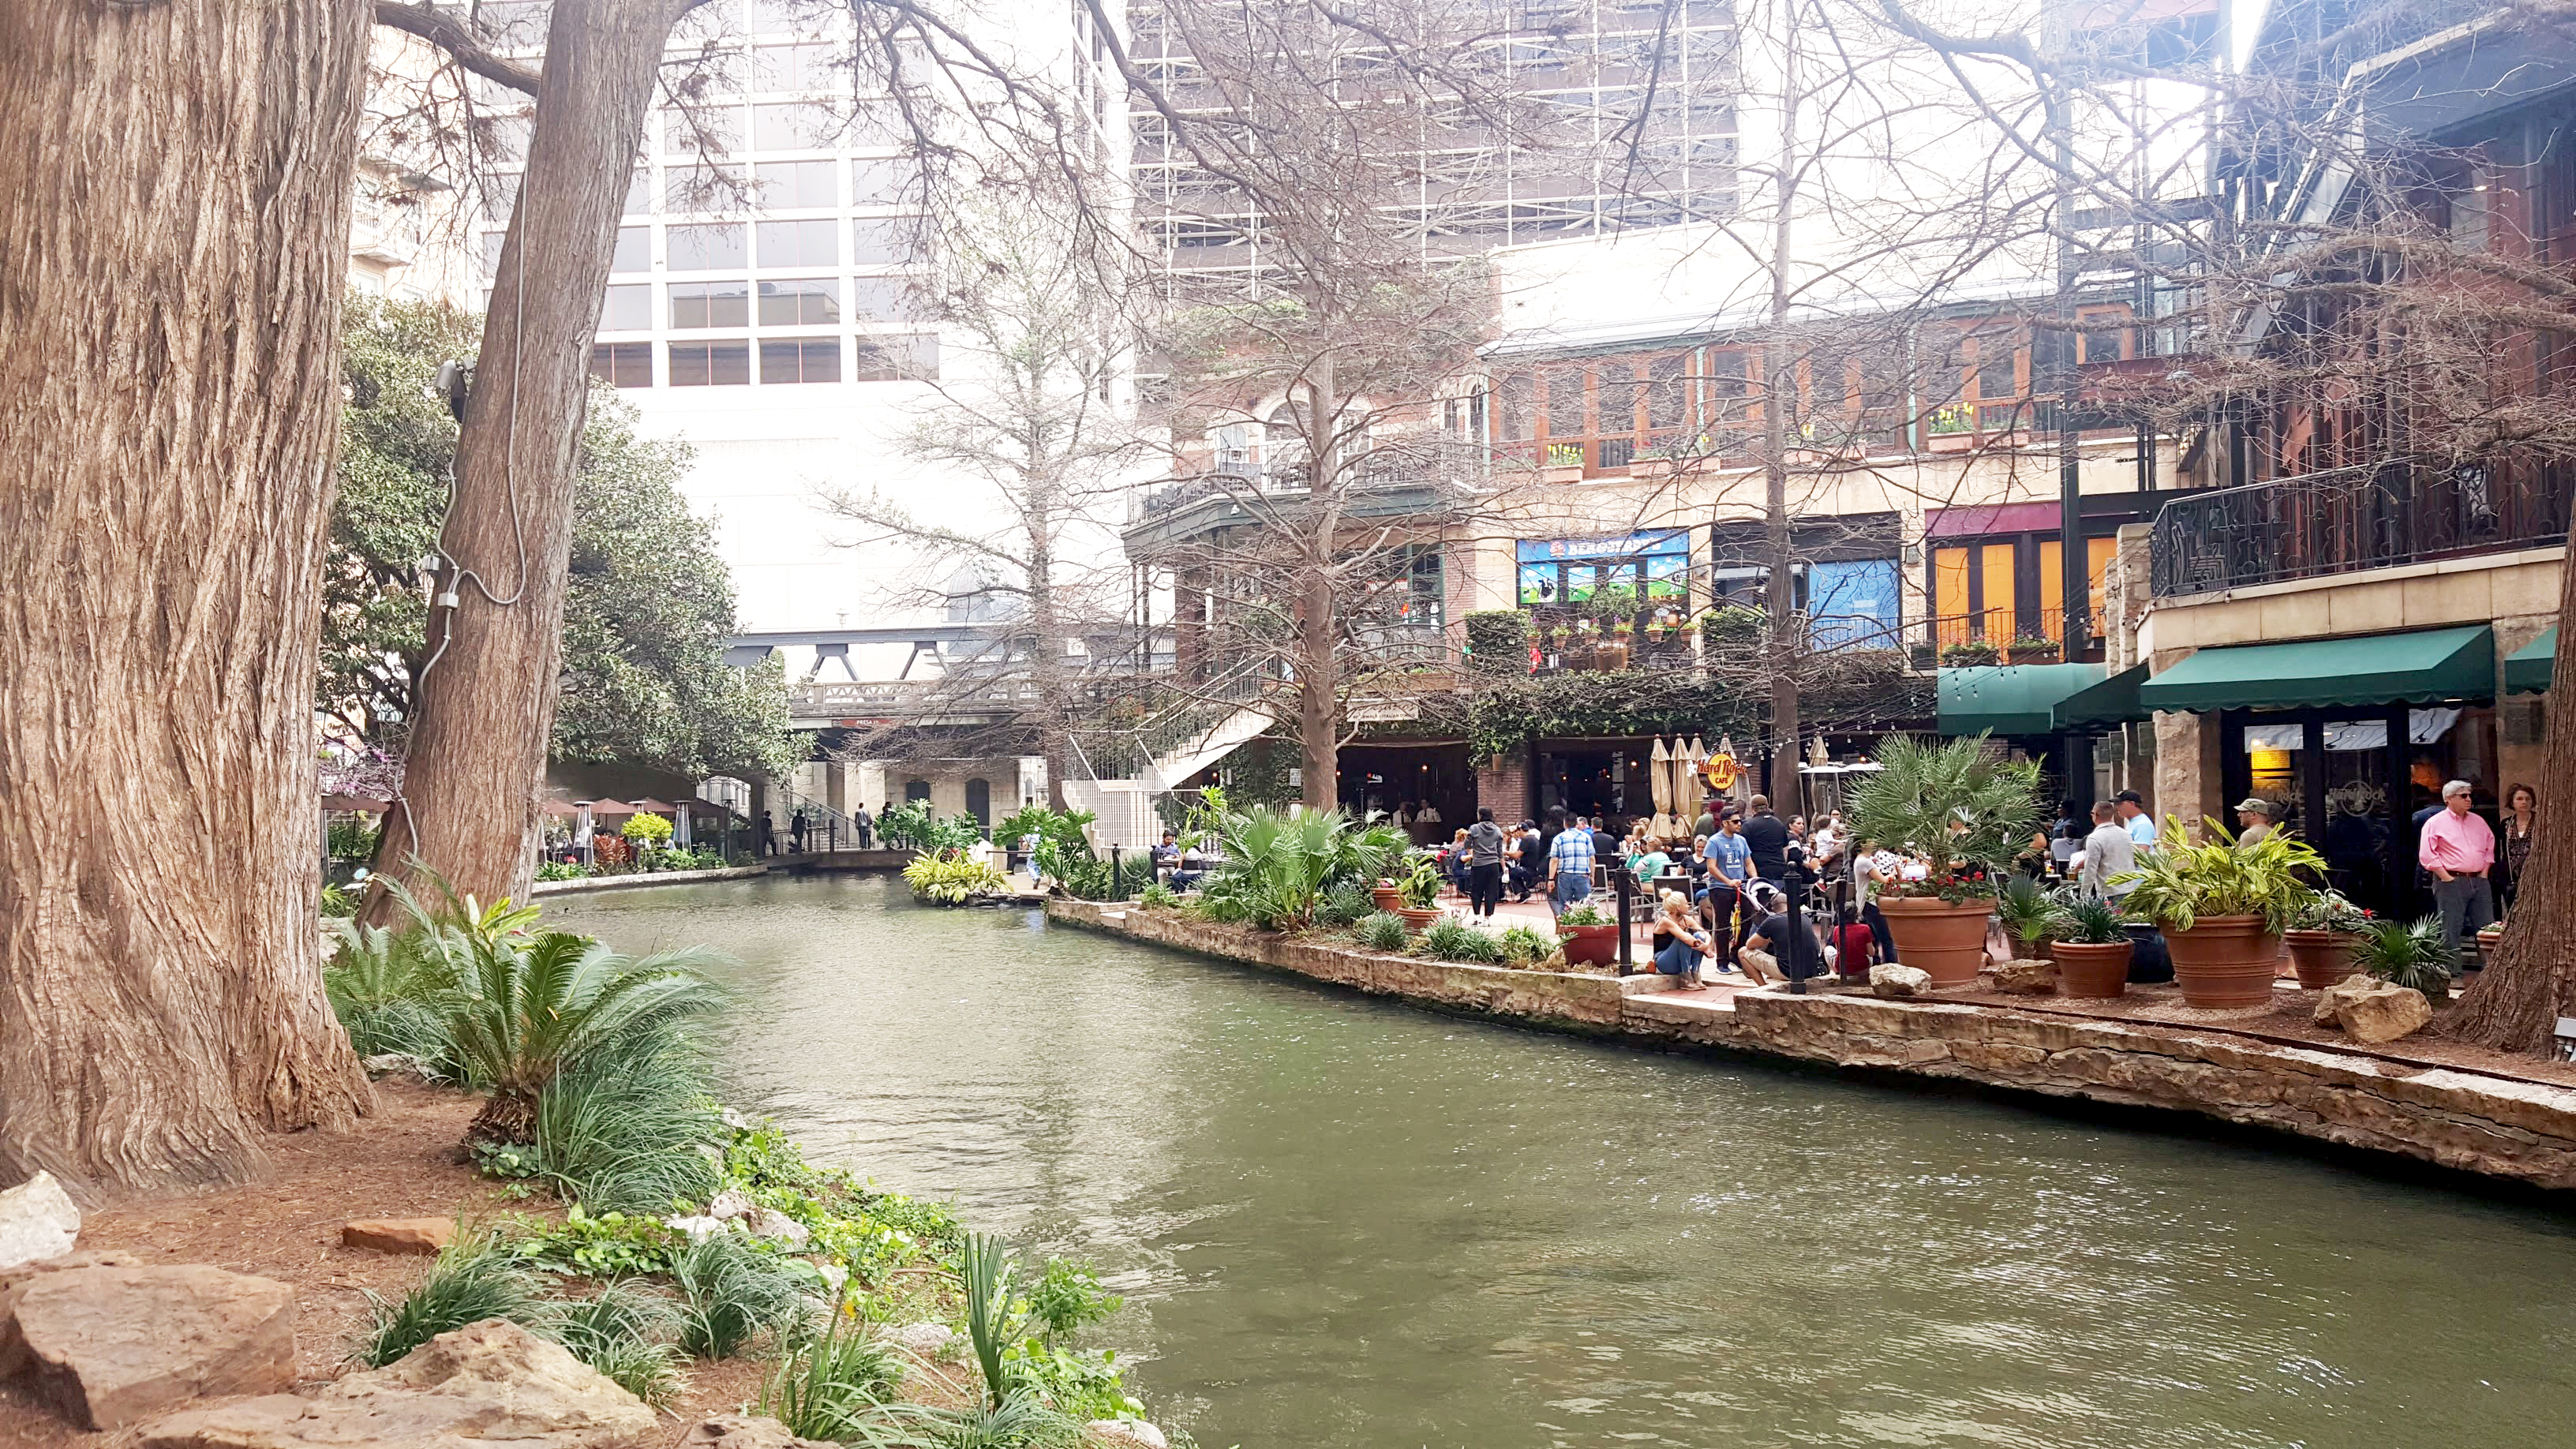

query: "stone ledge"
(532, 864), (768, 896)
(1047, 899), (2576, 1192)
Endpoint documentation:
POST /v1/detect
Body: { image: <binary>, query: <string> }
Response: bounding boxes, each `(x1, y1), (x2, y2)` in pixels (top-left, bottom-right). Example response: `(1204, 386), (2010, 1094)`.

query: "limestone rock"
(1869, 963), (1932, 999)
(342, 1219), (455, 1256)
(680, 1413), (835, 1449)
(138, 1318), (654, 1449)
(1087, 1421), (1169, 1449)
(5, 1264), (294, 1429)
(2312, 972), (2381, 1024)
(1990, 958), (2058, 995)
(665, 1214), (728, 1241)
(706, 1189), (756, 1221)
(0, 1251), (146, 1380)
(888, 1321), (953, 1354)
(2320, 976), (2434, 1043)
(0, 1171), (80, 1271)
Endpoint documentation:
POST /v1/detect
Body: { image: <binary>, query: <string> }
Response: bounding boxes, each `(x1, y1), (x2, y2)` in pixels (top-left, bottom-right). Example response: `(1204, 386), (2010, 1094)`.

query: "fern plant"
(1844, 735), (2042, 900)
(2112, 817), (2325, 934)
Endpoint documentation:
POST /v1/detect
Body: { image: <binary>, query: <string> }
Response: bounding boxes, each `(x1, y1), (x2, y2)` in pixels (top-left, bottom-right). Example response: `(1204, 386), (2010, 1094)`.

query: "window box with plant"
(2282, 889), (2371, 990)
(2112, 818), (2326, 1009)
(2046, 894), (2135, 998)
(1938, 640), (2000, 668)
(1556, 900), (1619, 967)
(2005, 635), (2061, 665)
(1845, 735), (2042, 987)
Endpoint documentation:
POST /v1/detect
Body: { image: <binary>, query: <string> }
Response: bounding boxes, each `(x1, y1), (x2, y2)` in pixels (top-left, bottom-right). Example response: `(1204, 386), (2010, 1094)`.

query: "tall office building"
(1128, 0), (1740, 288)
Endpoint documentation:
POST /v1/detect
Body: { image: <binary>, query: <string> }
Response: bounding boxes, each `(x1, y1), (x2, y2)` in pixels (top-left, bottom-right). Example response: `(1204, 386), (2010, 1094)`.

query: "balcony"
(2150, 456), (2575, 599)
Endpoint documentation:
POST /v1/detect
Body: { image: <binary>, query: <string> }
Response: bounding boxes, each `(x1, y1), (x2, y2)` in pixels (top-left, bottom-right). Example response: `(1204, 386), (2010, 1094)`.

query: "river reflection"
(554, 874), (2576, 1449)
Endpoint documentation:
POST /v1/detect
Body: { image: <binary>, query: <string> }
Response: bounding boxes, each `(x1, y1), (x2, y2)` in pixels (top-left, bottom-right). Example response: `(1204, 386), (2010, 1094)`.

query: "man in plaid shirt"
(1547, 811), (1596, 913)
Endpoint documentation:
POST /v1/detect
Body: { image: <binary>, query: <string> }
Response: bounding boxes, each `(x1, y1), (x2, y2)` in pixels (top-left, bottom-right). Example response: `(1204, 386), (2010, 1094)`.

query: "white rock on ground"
(746, 1207), (811, 1246)
(1086, 1420), (1170, 1449)
(2, 1263), (295, 1429)
(1869, 963), (1933, 998)
(137, 1318), (656, 1449)
(0, 1171), (80, 1271)
(888, 1322), (954, 1354)
(2315, 974), (2434, 1043)
(706, 1189), (757, 1221)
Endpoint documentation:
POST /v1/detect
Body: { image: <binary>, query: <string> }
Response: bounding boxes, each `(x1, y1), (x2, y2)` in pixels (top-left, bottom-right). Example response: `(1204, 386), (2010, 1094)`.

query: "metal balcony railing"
(2150, 456), (2575, 599)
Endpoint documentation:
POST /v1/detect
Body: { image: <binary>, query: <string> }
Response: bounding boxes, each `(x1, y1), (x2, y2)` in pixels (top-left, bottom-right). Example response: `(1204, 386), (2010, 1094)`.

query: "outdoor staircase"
(1068, 657), (1285, 848)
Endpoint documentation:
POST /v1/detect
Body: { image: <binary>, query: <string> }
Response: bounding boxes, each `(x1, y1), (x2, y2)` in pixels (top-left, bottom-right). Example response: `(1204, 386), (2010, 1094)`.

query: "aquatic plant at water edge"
(904, 852), (1010, 904)
(1421, 915), (1502, 964)
(1027, 1257), (1123, 1345)
(671, 1229), (816, 1359)
(879, 799), (986, 853)
(760, 1313), (908, 1441)
(356, 1232), (543, 1368)
(1355, 911), (1410, 952)
(1138, 882), (1180, 908)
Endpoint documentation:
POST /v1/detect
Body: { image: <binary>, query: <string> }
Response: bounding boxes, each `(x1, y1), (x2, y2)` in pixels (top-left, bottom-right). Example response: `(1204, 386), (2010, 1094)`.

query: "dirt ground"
(1, 1081), (771, 1448)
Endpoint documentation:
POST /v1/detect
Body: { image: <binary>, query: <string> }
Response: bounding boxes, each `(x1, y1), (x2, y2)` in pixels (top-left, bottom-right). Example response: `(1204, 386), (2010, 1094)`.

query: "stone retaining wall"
(1046, 900), (2576, 1192)
(531, 864), (769, 896)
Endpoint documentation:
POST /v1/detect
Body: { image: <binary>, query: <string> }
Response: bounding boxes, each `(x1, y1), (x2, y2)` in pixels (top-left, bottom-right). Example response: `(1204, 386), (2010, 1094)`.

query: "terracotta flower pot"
(1395, 906), (1443, 932)
(2053, 940), (2133, 998)
(1559, 922), (1620, 967)
(2161, 914), (2281, 1009)
(1876, 895), (1995, 988)
(1371, 886), (1405, 913)
(2282, 928), (2360, 990)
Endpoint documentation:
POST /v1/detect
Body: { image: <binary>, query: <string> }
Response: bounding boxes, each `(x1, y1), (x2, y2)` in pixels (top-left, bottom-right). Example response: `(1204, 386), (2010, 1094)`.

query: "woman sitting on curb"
(1651, 890), (1714, 991)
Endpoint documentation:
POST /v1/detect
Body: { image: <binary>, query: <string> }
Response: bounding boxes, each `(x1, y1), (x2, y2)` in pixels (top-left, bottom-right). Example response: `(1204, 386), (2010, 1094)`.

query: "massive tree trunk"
(2451, 574), (2576, 1054)
(0, 0), (376, 1193)
(371, 0), (690, 915)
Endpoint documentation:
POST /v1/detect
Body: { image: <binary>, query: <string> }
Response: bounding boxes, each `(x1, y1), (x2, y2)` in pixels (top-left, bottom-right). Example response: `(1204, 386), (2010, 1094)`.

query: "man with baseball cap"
(2233, 797), (2275, 845)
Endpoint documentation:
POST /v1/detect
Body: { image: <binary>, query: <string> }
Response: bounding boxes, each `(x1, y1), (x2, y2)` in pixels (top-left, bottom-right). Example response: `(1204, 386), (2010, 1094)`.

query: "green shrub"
(1027, 1257), (1122, 1345)
(328, 816), (380, 861)
(1314, 878), (1374, 927)
(1496, 924), (1556, 967)
(1195, 807), (1407, 930)
(507, 1205), (687, 1279)
(1463, 611), (1532, 677)
(1138, 882), (1179, 908)
(1421, 915), (1502, 964)
(1355, 912), (1410, 952)
(904, 852), (1010, 904)
(357, 1233), (541, 1368)
(671, 1231), (813, 1359)
(760, 1315), (906, 1440)
(537, 860), (594, 882)
(542, 1282), (687, 1407)
(528, 1023), (723, 1214)
(621, 812), (675, 845)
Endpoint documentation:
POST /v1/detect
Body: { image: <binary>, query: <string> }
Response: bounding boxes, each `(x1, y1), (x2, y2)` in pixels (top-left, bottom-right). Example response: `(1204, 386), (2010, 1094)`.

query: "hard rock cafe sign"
(1702, 753), (1742, 792)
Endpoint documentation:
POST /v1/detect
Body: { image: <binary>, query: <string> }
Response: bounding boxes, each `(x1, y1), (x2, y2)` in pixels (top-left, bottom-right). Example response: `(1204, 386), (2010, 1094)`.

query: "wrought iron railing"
(2150, 455), (2575, 598)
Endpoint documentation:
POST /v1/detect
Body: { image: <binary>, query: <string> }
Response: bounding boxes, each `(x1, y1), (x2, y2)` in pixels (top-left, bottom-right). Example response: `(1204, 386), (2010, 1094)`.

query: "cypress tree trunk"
(2451, 575), (2576, 1054)
(0, 0), (376, 1193)
(371, 0), (694, 913)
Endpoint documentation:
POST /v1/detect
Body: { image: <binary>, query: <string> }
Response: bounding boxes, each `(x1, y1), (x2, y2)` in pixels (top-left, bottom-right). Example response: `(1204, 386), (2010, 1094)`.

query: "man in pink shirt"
(2419, 778), (2497, 958)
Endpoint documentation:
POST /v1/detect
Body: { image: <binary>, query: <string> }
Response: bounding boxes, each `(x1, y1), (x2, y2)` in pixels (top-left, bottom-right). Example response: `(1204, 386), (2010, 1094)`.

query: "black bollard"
(1784, 860), (1810, 994)
(1615, 868), (1634, 976)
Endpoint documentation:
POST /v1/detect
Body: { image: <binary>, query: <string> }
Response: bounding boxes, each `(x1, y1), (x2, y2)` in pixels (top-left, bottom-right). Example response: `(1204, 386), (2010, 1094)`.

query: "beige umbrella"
(1649, 737), (1673, 815)
(1680, 736), (1707, 826)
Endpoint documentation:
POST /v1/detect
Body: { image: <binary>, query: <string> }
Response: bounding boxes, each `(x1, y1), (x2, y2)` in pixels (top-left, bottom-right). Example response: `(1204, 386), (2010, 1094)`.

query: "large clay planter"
(1395, 906), (1442, 932)
(2053, 940), (2133, 998)
(2161, 915), (2282, 1009)
(2282, 929), (2360, 990)
(1876, 895), (1995, 988)
(1371, 886), (1405, 913)
(1559, 923), (1620, 967)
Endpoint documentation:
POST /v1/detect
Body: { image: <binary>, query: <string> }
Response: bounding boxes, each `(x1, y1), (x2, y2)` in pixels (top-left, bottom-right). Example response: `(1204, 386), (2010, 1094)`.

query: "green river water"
(550, 874), (2576, 1449)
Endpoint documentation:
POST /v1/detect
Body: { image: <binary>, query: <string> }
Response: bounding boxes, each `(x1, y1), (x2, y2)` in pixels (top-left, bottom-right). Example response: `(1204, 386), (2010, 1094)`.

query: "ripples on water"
(553, 874), (2576, 1449)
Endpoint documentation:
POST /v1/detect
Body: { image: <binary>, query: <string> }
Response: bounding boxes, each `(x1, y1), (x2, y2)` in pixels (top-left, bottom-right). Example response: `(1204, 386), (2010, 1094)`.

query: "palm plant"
(1196, 807), (1405, 930)
(1994, 874), (2057, 951)
(1844, 735), (2042, 899)
(2113, 817), (2326, 933)
(2353, 915), (2458, 1002)
(442, 927), (727, 1144)
(323, 920), (457, 1068)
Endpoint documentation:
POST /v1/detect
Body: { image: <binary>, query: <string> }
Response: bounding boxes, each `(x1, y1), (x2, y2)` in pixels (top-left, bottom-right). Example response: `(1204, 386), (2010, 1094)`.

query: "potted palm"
(2282, 889), (2370, 990)
(2354, 915), (2458, 1005)
(1845, 735), (2042, 988)
(1995, 874), (2057, 958)
(2114, 818), (2323, 1009)
(2047, 895), (2135, 998)
(1556, 900), (1620, 967)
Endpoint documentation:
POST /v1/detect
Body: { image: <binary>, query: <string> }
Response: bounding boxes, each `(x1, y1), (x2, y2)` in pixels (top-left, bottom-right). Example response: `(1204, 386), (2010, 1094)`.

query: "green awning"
(1938, 663), (2104, 736)
(2137, 624), (2496, 713)
(2506, 627), (2555, 694)
(2052, 661), (2151, 732)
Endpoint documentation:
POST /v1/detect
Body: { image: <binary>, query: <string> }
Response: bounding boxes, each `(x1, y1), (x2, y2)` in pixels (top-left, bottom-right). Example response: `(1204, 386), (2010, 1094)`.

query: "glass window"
(754, 101), (835, 151)
(666, 106), (742, 157)
(755, 159), (837, 208)
(665, 165), (750, 213)
(760, 337), (843, 384)
(756, 218), (838, 267)
(668, 339), (751, 386)
(623, 167), (652, 215)
(599, 283), (652, 331)
(850, 155), (913, 205)
(608, 226), (650, 274)
(847, 276), (918, 320)
(758, 278), (841, 326)
(1974, 332), (2017, 402)
(852, 216), (924, 265)
(854, 333), (938, 381)
(667, 223), (746, 270)
(478, 230), (507, 278)
(669, 281), (751, 329)
(589, 342), (652, 389)
(755, 43), (836, 91)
